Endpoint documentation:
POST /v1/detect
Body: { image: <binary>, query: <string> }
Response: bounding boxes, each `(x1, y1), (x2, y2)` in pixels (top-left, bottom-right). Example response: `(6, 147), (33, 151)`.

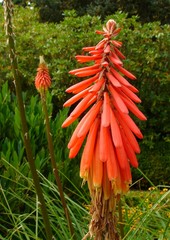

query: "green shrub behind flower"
(0, 82), (80, 190)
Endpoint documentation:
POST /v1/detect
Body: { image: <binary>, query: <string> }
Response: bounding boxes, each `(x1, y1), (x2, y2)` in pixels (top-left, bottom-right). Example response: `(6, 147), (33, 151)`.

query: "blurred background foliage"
(12, 0), (170, 24)
(0, 3), (170, 190)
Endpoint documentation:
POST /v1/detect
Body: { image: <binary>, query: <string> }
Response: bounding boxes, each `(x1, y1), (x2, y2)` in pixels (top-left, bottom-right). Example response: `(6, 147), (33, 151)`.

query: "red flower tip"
(35, 56), (51, 92)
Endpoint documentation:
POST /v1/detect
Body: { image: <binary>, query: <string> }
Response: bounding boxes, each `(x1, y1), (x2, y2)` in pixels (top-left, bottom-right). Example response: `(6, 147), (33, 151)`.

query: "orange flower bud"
(35, 56), (51, 92)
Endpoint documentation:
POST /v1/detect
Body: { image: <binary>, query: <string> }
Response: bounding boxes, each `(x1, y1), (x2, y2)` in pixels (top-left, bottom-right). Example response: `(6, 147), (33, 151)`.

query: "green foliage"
(19, 0), (170, 24)
(35, 0), (65, 23)
(85, 0), (117, 19)
(115, 0), (170, 24)
(0, 161), (169, 239)
(0, 6), (102, 106)
(0, 159), (89, 239)
(0, 82), (81, 192)
(132, 142), (170, 189)
(122, 188), (170, 239)
(13, 0), (27, 6)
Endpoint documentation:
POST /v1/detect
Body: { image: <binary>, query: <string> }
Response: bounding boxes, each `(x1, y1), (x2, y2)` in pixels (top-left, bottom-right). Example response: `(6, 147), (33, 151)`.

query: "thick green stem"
(4, 1), (53, 239)
(40, 92), (75, 239)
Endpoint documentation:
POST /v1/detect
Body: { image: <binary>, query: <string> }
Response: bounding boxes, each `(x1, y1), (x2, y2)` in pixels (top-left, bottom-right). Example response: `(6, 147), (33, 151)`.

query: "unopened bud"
(106, 19), (116, 33)
(35, 56), (51, 92)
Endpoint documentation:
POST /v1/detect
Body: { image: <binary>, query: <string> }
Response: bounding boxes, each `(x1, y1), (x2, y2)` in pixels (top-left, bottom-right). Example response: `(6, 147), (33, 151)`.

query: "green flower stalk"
(35, 56), (75, 239)
(3, 1), (53, 239)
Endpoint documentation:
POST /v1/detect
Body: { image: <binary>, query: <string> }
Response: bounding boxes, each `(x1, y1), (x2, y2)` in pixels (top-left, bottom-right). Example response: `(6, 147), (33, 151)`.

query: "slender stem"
(137, 168), (155, 187)
(40, 91), (75, 239)
(4, 1), (53, 239)
(118, 199), (124, 239)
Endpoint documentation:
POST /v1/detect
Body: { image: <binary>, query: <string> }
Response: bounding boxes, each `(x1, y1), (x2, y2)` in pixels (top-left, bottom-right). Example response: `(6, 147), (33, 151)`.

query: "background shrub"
(11, 0), (170, 24)
(0, 83), (81, 192)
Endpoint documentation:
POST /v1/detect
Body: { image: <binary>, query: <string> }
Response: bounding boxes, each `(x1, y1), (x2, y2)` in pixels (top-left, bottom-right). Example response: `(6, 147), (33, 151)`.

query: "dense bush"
(132, 142), (170, 189)
(13, 0), (170, 24)
(84, 0), (170, 24)
(0, 82), (82, 192)
(0, 6), (169, 188)
(0, 6), (102, 105)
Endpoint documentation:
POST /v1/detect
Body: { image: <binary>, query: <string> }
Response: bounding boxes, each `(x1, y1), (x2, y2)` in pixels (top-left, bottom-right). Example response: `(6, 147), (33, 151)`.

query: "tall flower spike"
(35, 56), (51, 93)
(62, 19), (147, 240)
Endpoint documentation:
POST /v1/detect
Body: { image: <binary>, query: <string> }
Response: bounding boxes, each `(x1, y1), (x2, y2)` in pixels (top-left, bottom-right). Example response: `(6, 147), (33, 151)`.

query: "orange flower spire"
(35, 56), (51, 92)
(62, 19), (147, 239)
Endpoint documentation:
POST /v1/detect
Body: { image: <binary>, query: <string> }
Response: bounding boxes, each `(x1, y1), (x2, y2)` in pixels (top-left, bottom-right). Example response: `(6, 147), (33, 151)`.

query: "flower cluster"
(62, 19), (146, 239)
(35, 56), (51, 93)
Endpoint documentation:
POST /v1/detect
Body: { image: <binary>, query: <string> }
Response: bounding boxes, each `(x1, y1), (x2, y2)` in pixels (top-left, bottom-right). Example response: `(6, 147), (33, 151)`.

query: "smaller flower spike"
(35, 56), (51, 92)
(62, 19), (147, 240)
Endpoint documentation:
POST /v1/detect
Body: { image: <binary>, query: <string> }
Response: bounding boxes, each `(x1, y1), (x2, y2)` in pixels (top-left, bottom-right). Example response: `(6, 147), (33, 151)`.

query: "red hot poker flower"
(62, 19), (147, 239)
(35, 56), (51, 92)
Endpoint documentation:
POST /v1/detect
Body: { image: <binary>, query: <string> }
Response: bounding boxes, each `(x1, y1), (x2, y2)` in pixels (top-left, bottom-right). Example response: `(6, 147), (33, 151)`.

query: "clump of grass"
(0, 157), (169, 239)
(122, 186), (170, 240)
(0, 157), (88, 240)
